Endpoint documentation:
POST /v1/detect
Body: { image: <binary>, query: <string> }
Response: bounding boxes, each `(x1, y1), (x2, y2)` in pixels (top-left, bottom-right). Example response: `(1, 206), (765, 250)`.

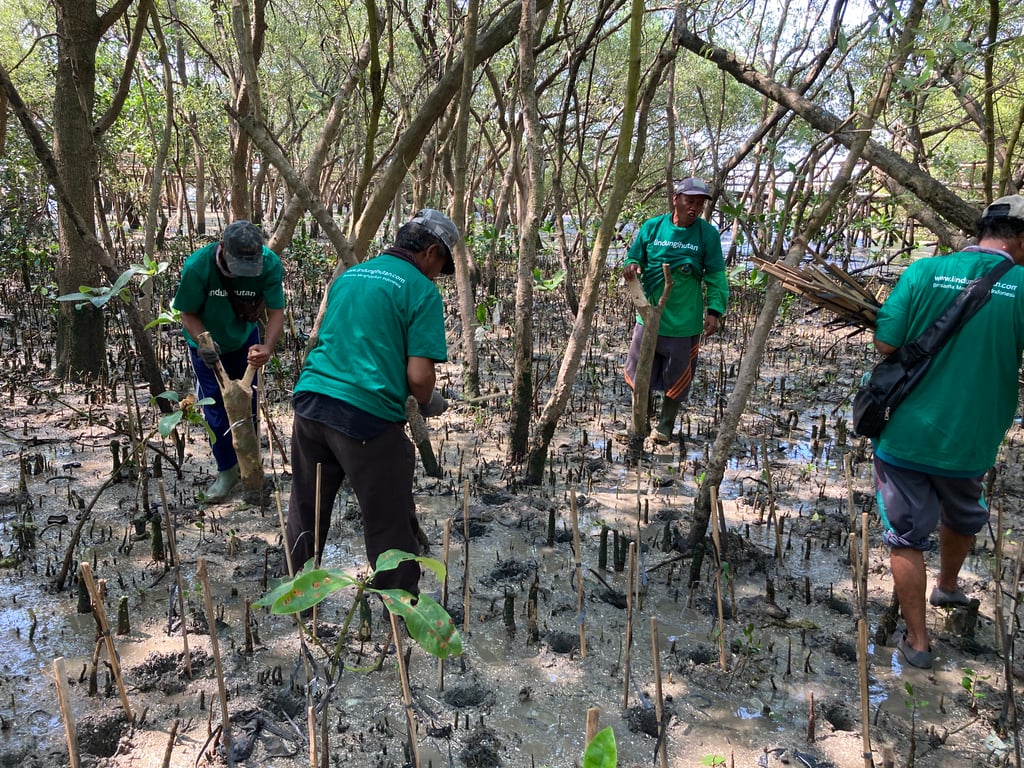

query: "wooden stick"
(158, 479), (191, 678)
(160, 718), (179, 768)
(53, 657), (80, 768)
(438, 518), (452, 692)
(709, 487), (728, 671)
(585, 707), (600, 745)
(650, 617), (668, 768)
(860, 511), (870, 618)
(307, 705), (317, 768)
(622, 541), (636, 708)
(857, 618), (873, 768)
(196, 558), (231, 759)
(570, 489), (586, 657)
(79, 563), (132, 719)
(462, 480), (471, 636)
(390, 611), (420, 768)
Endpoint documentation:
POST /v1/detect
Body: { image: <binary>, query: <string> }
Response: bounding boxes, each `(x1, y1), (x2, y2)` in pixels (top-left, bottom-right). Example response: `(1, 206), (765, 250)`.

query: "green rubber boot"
(205, 465), (240, 502)
(650, 396), (680, 444)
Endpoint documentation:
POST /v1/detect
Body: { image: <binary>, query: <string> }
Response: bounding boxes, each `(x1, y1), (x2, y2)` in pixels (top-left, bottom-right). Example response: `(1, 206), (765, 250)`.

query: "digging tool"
(197, 332), (264, 498)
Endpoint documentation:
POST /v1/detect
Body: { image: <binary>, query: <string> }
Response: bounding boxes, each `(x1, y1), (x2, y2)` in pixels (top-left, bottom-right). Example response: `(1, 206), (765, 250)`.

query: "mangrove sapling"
(904, 683), (927, 768)
(256, 550), (462, 768)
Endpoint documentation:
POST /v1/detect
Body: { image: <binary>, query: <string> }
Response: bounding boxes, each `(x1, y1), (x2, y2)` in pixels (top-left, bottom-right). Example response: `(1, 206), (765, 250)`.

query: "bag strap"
(900, 256), (1014, 363)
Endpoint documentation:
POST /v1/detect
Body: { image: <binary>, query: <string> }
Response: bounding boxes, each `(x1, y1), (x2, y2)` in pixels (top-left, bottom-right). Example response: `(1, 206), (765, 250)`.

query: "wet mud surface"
(1, 297), (1022, 768)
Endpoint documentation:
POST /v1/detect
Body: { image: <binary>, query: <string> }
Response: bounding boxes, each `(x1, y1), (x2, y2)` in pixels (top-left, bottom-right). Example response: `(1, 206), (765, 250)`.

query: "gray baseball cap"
(222, 221), (264, 277)
(983, 195), (1024, 221)
(673, 177), (712, 198)
(409, 208), (458, 274)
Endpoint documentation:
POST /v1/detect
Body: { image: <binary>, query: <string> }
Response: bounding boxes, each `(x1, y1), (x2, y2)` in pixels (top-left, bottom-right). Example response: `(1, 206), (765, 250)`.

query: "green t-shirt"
(295, 253), (447, 423)
(172, 242), (286, 353)
(874, 249), (1024, 474)
(624, 214), (729, 337)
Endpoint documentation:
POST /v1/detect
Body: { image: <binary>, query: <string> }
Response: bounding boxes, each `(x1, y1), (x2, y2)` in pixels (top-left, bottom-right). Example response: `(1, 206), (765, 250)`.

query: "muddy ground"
(1, 273), (1023, 768)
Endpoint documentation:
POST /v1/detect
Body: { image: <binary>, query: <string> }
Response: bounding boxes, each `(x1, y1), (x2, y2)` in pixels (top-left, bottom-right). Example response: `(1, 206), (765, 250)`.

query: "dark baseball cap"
(222, 221), (264, 277)
(409, 208), (459, 275)
(673, 177), (712, 198)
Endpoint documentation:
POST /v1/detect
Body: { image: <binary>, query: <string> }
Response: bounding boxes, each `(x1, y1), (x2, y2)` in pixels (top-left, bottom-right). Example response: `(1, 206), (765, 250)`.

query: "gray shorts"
(874, 456), (988, 550)
(623, 324), (700, 402)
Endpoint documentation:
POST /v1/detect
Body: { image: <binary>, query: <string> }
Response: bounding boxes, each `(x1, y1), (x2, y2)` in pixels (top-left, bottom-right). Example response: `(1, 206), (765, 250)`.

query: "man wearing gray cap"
(872, 195), (1024, 670)
(173, 220), (286, 501)
(285, 208), (457, 596)
(623, 177), (729, 444)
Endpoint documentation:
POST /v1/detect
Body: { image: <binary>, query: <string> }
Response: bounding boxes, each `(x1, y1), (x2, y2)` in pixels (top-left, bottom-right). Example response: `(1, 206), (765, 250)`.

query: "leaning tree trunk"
(508, 0), (543, 464)
(685, 0), (926, 579)
(525, 0), (673, 484)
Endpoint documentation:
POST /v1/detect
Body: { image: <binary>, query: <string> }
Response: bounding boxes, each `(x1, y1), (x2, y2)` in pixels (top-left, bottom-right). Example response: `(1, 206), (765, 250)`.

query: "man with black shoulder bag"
(869, 195), (1024, 670)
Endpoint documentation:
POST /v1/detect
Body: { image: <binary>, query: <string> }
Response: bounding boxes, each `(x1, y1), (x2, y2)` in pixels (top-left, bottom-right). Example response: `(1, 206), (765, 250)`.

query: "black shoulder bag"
(851, 256), (1014, 438)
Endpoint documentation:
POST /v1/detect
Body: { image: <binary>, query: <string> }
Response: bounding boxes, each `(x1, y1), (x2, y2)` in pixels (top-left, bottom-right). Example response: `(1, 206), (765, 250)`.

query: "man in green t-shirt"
(285, 209), (457, 596)
(873, 195), (1024, 669)
(623, 177), (729, 443)
(172, 221), (286, 501)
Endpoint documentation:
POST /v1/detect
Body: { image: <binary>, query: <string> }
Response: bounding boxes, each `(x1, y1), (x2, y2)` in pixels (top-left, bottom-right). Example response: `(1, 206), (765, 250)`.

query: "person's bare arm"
(407, 356), (436, 404)
(874, 336), (897, 356)
(179, 311), (207, 343)
(247, 308), (284, 366)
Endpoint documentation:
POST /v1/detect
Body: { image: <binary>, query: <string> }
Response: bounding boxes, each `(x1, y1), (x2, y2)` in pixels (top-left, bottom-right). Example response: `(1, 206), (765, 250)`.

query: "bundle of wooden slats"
(752, 254), (883, 331)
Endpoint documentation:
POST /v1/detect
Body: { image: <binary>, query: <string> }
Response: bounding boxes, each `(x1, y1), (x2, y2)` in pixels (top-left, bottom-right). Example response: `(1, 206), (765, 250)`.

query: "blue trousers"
(189, 327), (260, 471)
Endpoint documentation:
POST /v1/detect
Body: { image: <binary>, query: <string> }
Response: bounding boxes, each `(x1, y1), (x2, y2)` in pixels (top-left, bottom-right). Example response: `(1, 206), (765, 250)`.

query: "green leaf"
(254, 564), (361, 614)
(377, 589), (462, 660)
(158, 411), (183, 437)
(582, 727), (617, 768)
(373, 548), (448, 583)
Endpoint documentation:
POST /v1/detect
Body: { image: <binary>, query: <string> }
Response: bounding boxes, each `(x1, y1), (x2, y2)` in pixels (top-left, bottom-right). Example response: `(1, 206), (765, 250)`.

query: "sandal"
(898, 633), (933, 670)
(929, 586), (971, 607)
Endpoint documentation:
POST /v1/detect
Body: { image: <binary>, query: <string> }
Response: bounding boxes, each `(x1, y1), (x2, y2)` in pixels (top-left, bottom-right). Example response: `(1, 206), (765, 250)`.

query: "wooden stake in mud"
(390, 611), (421, 768)
(196, 332), (263, 497)
(570, 489), (586, 657)
(462, 480), (471, 636)
(622, 541), (636, 709)
(196, 558), (232, 759)
(856, 618), (874, 768)
(709, 487), (728, 671)
(650, 617), (668, 768)
(158, 479), (191, 678)
(79, 563), (132, 719)
(624, 264), (673, 462)
(53, 657), (80, 768)
(438, 518), (452, 692)
(585, 707), (600, 745)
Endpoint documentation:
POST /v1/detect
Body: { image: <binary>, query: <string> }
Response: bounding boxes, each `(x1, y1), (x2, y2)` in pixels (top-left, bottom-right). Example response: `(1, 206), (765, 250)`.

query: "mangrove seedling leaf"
(158, 411), (183, 437)
(373, 548), (448, 582)
(582, 727), (617, 768)
(376, 589), (462, 660)
(254, 565), (360, 614)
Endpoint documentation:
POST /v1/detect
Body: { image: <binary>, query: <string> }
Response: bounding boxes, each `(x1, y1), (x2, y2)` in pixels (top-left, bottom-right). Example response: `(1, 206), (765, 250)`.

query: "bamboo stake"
(79, 563), (132, 719)
(857, 618), (874, 768)
(462, 480), (471, 636)
(622, 541), (636, 709)
(585, 707), (600, 745)
(844, 454), (856, 531)
(390, 611), (420, 768)
(438, 518), (452, 691)
(709, 487), (728, 671)
(860, 512), (870, 617)
(650, 617), (668, 768)
(53, 657), (80, 768)
(307, 705), (317, 768)
(196, 558), (231, 759)
(570, 489), (586, 657)
(158, 479), (191, 678)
